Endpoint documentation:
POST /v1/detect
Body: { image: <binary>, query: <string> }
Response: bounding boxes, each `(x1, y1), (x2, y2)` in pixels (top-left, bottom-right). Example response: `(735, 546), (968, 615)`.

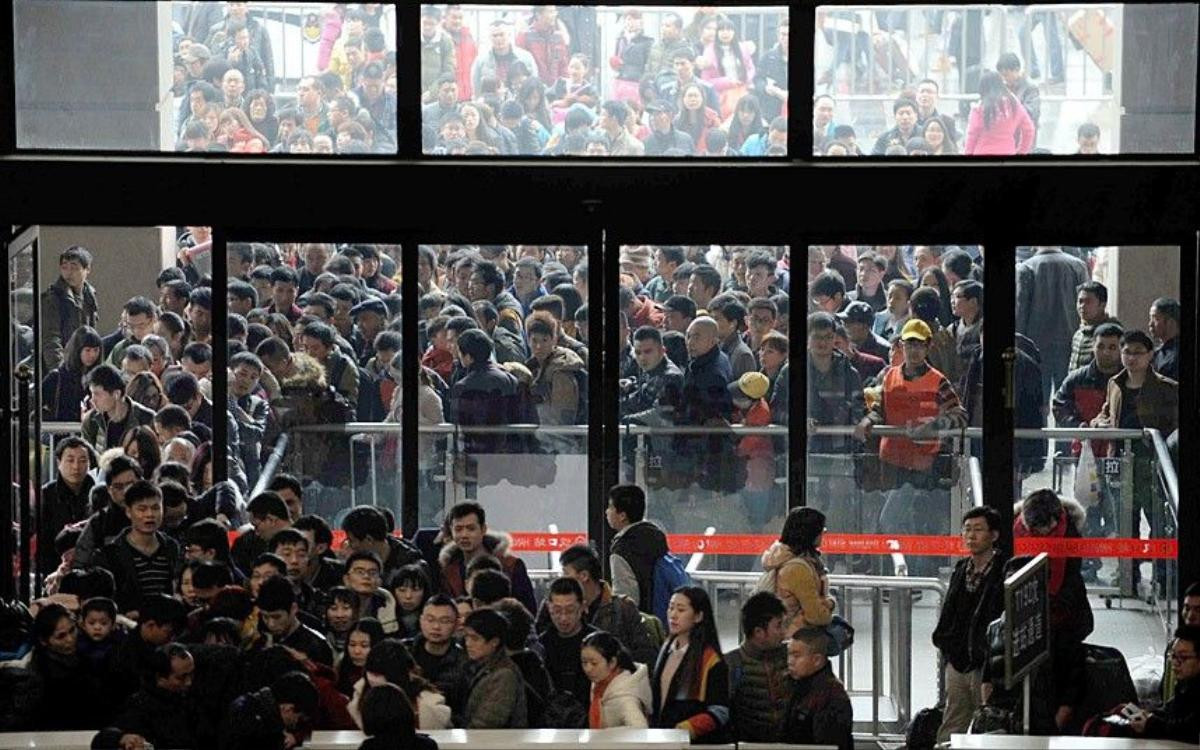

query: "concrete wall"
(38, 227), (177, 333)
(1108, 246), (1181, 331)
(14, 1), (172, 150)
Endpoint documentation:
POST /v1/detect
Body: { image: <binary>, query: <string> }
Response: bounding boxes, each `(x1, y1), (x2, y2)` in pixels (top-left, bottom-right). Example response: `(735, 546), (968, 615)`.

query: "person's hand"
(908, 419), (937, 440)
(119, 733), (147, 750)
(853, 420), (872, 442)
(1054, 705), (1073, 730)
(980, 682), (993, 704)
(1090, 414), (1110, 428)
(1129, 711), (1149, 734)
(283, 731), (298, 750)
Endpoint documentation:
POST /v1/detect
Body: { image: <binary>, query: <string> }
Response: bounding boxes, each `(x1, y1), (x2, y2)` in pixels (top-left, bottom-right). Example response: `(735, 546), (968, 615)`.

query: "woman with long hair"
(920, 266), (956, 327)
(922, 116), (959, 156)
(650, 587), (730, 743)
(699, 17), (756, 120)
(126, 369), (166, 412)
(583, 630), (651, 728)
(42, 325), (103, 421)
(217, 107), (268, 150)
(964, 71), (1035, 155)
(673, 82), (722, 155)
(875, 244), (912, 283)
(724, 93), (767, 153)
(121, 425), (162, 480)
(351, 638), (452, 730)
(336, 615), (384, 698)
(757, 507), (836, 633)
(460, 102), (502, 154)
(518, 78), (554, 132)
(358, 682), (437, 750)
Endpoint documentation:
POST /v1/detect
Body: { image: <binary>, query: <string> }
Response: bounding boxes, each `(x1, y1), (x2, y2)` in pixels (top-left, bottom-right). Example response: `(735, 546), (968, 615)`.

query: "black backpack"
(906, 705), (944, 749)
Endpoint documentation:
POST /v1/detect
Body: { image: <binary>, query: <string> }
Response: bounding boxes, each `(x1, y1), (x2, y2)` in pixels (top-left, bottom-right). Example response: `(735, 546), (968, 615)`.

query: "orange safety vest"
(878, 365), (944, 471)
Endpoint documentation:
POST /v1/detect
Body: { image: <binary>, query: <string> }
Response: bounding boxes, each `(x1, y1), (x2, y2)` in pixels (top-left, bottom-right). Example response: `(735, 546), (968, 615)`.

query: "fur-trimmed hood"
(280, 352), (327, 392)
(1013, 496), (1087, 534)
(761, 540), (795, 571)
(438, 530), (514, 568)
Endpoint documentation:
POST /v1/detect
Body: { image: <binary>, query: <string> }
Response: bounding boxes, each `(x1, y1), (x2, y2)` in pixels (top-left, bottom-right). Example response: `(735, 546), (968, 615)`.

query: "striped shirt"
(128, 539), (173, 599)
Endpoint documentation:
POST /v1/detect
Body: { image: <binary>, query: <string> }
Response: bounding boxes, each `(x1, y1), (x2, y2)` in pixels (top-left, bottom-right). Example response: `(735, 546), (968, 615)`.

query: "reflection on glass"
(422, 5), (789, 156)
(805, 245), (981, 577)
(616, 245), (791, 571)
(814, 5), (1197, 155)
(229, 242), (403, 522)
(415, 245), (589, 563)
(15, 2), (397, 153)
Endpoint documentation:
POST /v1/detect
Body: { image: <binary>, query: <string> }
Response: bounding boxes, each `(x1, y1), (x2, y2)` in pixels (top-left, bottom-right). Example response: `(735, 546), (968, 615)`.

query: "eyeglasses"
(421, 615), (456, 627)
(348, 568), (380, 579)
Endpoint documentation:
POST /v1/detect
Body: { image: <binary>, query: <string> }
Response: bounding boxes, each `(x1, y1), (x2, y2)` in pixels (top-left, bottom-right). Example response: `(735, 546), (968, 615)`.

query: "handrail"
(250, 434), (290, 499)
(1145, 428), (1179, 515)
(969, 455), (984, 508)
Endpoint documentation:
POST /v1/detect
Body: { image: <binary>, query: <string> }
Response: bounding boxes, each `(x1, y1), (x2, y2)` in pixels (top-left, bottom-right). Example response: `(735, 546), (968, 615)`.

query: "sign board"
(1004, 552), (1050, 690)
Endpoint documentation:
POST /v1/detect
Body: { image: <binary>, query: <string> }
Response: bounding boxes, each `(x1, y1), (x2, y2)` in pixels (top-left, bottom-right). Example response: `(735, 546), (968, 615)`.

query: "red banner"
(224, 531), (1178, 559)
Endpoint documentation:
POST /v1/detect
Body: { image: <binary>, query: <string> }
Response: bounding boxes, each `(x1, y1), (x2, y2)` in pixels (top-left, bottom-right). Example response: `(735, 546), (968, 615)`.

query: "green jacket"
(39, 277), (99, 372)
(725, 640), (789, 741)
(81, 396), (156, 452)
(465, 652), (528, 728)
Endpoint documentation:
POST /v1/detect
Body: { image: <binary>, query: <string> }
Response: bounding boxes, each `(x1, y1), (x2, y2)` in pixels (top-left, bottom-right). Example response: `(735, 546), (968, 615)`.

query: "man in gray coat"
(1016, 246), (1089, 403)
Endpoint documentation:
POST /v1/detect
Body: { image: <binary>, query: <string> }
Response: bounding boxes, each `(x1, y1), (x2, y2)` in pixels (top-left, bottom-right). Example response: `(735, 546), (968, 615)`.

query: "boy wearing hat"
(731, 372), (775, 529)
(838, 300), (890, 361)
(854, 318), (966, 575)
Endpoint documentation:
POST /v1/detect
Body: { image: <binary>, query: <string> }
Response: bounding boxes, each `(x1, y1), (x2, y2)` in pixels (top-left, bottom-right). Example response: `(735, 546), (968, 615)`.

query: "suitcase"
(1072, 643), (1138, 732)
(1068, 9), (1116, 73)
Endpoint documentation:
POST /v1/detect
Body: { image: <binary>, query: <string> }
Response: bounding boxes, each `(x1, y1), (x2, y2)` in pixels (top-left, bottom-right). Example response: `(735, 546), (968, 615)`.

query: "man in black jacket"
(644, 100), (695, 156)
(40, 244), (99, 372)
(94, 643), (200, 750)
(403, 594), (471, 715)
(95, 481), (182, 617)
(783, 628), (853, 750)
(257, 576), (334, 666)
(538, 577), (596, 705)
(932, 506), (1007, 743)
(37, 437), (96, 576)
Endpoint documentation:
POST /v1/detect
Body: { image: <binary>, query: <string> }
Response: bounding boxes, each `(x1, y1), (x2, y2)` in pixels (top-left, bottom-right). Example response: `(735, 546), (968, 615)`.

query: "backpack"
(906, 705), (944, 750)
(640, 611), (666, 651)
(542, 690), (588, 729)
(651, 553), (691, 624)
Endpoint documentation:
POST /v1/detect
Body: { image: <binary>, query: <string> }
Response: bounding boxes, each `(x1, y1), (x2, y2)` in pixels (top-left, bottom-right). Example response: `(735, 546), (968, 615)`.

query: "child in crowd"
(77, 596), (123, 673)
(729, 371), (775, 529)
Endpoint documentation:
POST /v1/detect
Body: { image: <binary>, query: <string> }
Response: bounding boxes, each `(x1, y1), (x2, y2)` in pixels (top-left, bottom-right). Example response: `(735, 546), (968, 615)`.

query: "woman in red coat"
(964, 71), (1035, 156)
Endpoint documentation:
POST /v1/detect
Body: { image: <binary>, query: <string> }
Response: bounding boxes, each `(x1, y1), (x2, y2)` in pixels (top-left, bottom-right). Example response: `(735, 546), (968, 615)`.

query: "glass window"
(14, 2), (398, 153)
(1015, 246), (1180, 705)
(36, 226), (213, 575)
(617, 244), (791, 573)
(814, 4), (1197, 156)
(419, 244), (591, 571)
(228, 241), (402, 526)
(421, 5), (789, 157)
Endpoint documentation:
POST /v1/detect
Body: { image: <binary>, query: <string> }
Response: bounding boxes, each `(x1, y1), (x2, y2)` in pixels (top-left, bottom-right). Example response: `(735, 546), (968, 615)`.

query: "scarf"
(589, 669), (621, 728)
(1013, 508), (1069, 594)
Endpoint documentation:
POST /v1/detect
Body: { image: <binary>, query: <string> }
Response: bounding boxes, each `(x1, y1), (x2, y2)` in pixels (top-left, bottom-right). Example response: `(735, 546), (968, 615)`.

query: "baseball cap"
(729, 371), (770, 401)
(899, 319), (933, 342)
(838, 300), (875, 325)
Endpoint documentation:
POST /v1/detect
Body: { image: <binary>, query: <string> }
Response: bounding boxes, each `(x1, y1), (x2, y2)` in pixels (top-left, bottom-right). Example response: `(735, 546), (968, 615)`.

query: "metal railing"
(816, 4), (1122, 152)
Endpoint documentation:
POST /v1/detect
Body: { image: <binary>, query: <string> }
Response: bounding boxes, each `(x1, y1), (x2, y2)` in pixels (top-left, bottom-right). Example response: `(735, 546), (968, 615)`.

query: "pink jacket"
(699, 42), (756, 91)
(964, 98), (1035, 155)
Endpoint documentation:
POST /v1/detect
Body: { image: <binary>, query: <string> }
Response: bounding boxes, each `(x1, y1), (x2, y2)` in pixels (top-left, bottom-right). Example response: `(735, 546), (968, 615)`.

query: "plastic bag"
(1074, 439), (1103, 508)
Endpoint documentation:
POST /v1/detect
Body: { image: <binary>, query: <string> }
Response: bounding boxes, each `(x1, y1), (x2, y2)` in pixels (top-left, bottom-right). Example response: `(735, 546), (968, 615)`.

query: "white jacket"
(350, 678), (453, 730)
(592, 664), (651, 728)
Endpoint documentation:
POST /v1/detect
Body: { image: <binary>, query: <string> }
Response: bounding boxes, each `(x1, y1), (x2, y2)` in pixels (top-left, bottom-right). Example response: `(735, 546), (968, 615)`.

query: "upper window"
(421, 5), (790, 157)
(813, 4), (1197, 156)
(14, 1), (398, 154)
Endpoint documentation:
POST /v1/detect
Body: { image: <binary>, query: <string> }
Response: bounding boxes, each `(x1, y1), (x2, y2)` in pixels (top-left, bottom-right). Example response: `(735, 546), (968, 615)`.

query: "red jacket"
(446, 26), (478, 100)
(628, 294), (664, 329)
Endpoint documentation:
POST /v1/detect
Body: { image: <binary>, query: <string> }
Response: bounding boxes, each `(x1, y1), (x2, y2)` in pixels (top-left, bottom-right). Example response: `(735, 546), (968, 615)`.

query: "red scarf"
(589, 670), (620, 728)
(1013, 508), (1069, 595)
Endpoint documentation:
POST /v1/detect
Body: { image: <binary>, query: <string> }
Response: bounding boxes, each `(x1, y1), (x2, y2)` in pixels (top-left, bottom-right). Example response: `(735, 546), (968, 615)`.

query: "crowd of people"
(814, 6), (1110, 156)
(420, 6), (789, 156)
(172, 2), (398, 154)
